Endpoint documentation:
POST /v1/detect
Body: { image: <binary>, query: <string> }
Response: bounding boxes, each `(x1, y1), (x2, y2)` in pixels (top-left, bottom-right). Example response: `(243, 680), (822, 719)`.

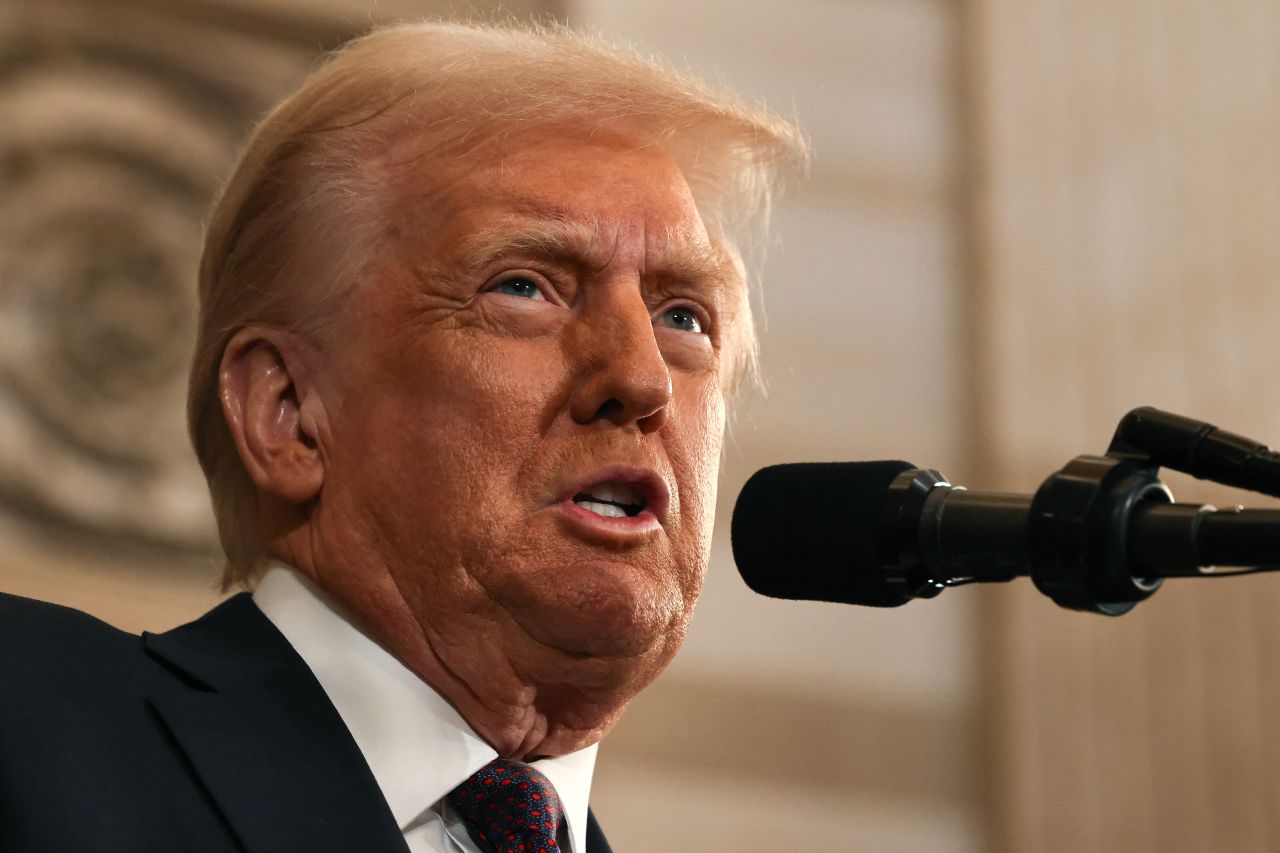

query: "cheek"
(414, 332), (559, 440)
(669, 381), (727, 570)
(335, 333), (568, 541)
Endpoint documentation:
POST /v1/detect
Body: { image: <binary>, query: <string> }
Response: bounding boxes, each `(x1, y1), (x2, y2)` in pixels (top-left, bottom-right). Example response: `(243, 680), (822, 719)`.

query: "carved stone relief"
(0, 0), (549, 559)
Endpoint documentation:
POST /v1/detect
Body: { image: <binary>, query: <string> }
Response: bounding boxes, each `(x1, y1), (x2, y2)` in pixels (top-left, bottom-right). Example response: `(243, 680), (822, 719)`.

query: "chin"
(503, 558), (686, 659)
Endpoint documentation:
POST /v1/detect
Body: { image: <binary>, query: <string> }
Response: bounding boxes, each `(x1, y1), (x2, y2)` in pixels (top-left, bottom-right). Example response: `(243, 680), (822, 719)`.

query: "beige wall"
(968, 1), (1280, 850)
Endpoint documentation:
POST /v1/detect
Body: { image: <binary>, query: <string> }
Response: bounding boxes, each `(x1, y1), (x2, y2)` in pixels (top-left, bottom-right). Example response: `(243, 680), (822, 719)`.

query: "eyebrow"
(455, 205), (739, 289)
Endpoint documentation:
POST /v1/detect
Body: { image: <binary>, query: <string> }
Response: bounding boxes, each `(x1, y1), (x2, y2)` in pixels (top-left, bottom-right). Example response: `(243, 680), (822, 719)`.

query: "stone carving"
(0, 1), (338, 556)
(0, 3), (257, 555)
(0, 0), (551, 559)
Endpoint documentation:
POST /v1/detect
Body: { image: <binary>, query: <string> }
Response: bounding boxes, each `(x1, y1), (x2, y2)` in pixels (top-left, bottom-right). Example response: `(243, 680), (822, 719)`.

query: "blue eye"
(659, 306), (703, 334)
(493, 276), (544, 300)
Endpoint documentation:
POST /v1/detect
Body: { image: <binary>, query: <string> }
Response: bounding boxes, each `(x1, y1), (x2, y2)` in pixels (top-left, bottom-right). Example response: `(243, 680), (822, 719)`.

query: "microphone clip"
(880, 407), (1280, 616)
(1020, 407), (1278, 615)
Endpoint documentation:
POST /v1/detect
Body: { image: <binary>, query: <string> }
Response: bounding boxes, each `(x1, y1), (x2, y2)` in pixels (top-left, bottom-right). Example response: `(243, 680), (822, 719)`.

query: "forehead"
(384, 129), (731, 275)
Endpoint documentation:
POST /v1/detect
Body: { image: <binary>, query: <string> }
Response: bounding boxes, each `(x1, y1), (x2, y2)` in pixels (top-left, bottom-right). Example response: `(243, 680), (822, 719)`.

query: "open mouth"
(572, 482), (647, 519)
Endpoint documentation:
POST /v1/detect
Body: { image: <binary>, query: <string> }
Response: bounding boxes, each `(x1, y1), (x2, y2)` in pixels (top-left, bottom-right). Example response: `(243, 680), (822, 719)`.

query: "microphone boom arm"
(881, 407), (1280, 615)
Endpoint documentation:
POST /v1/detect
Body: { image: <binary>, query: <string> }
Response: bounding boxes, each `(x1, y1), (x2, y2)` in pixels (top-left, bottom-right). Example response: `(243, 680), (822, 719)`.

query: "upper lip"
(557, 465), (671, 523)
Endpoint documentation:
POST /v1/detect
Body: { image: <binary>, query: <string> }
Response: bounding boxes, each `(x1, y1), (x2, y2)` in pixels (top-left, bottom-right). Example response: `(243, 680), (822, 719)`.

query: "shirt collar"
(252, 563), (598, 852)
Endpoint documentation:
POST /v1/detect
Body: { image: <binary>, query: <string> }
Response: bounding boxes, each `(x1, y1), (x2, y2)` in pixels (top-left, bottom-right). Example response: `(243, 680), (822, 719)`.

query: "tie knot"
(447, 759), (564, 853)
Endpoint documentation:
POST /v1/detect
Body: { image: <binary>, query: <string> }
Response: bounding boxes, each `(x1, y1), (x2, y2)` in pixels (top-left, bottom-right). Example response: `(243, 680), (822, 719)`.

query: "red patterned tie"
(446, 759), (564, 853)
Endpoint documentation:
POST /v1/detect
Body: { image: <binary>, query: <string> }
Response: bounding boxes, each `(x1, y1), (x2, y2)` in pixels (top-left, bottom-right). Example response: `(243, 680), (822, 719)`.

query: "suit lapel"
(144, 594), (408, 853)
(585, 808), (613, 853)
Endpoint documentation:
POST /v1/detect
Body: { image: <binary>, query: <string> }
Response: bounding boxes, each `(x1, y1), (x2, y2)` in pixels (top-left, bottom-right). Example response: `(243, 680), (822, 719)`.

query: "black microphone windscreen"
(731, 460), (917, 608)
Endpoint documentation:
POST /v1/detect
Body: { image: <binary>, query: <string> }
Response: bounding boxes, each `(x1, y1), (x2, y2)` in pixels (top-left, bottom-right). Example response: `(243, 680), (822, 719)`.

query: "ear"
(218, 326), (326, 505)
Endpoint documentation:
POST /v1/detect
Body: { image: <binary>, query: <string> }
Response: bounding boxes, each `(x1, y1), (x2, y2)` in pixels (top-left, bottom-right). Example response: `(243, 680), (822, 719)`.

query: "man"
(0, 21), (805, 852)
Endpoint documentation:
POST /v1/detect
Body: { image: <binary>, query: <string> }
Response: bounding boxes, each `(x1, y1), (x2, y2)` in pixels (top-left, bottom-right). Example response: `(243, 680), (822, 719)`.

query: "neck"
(267, 530), (634, 758)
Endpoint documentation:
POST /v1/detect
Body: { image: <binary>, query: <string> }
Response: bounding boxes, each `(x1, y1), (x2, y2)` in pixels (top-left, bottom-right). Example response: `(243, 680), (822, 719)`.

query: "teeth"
(584, 482), (642, 505)
(576, 500), (627, 518)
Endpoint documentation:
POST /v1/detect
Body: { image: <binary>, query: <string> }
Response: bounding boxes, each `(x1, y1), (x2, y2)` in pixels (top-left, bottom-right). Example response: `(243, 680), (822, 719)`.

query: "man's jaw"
(417, 616), (666, 759)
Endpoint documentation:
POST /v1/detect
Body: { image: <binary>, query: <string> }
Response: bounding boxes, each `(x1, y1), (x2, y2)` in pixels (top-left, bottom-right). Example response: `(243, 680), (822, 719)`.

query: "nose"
(568, 290), (672, 434)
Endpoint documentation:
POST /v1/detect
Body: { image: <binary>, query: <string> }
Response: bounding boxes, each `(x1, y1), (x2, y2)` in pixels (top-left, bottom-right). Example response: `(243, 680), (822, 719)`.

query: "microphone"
(732, 458), (1280, 616)
(731, 461), (919, 609)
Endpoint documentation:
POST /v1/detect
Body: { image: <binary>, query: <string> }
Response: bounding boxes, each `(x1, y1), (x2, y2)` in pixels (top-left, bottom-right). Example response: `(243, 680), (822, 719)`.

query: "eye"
(491, 275), (545, 300)
(658, 305), (704, 334)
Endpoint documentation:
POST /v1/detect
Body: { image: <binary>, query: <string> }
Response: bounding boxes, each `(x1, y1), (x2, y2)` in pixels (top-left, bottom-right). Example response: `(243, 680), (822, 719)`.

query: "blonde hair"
(189, 20), (808, 588)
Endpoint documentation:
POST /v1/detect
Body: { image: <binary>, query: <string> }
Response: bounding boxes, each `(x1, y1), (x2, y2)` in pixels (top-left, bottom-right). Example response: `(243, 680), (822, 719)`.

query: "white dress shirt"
(253, 564), (598, 853)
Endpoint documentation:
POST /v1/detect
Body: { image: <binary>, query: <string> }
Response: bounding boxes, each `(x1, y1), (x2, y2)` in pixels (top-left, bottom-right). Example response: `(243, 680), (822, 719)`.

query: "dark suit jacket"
(0, 592), (612, 853)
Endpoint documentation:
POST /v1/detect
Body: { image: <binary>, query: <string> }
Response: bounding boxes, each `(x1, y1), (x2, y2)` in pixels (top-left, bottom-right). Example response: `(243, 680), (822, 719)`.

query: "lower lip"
(554, 500), (663, 542)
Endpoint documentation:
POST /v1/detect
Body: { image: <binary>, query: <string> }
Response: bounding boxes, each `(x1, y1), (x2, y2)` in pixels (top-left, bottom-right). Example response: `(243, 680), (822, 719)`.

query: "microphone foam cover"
(731, 460), (917, 608)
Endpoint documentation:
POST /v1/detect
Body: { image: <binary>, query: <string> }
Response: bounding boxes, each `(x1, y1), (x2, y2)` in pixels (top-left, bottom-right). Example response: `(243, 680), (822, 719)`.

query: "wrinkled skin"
(223, 128), (738, 759)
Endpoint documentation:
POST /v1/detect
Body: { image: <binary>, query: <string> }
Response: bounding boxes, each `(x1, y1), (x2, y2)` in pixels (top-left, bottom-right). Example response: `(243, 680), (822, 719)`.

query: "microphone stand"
(882, 407), (1280, 616)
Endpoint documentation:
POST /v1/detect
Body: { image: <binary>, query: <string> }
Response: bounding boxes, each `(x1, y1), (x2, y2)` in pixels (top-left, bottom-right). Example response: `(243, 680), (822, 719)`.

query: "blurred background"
(3, 0), (1280, 850)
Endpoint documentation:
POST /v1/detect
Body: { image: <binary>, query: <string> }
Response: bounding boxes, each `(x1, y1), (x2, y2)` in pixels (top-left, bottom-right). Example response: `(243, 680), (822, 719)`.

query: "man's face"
(312, 128), (737, 746)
